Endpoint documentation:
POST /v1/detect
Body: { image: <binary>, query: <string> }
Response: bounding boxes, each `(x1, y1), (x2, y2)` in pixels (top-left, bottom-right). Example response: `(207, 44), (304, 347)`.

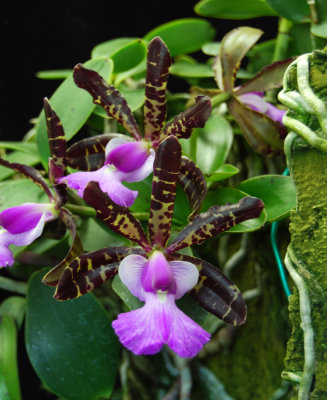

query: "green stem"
(0, 276), (27, 295)
(211, 92), (232, 108)
(189, 129), (198, 163)
(64, 203), (96, 218)
(272, 18), (293, 63)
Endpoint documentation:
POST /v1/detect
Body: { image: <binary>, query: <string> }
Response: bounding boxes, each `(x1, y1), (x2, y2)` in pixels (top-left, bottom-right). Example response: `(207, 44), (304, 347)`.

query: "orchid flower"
(63, 36), (211, 216)
(58, 137), (155, 207)
(0, 202), (57, 267)
(47, 135), (264, 358)
(190, 27), (293, 155)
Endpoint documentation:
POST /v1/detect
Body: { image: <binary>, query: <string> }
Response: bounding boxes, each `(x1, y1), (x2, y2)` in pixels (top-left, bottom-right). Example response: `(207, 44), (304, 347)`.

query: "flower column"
(279, 49), (327, 399)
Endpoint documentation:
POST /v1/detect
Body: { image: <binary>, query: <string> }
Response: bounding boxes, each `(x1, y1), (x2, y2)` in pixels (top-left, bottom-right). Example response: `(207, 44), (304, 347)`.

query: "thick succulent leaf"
(236, 58), (295, 95)
(213, 27), (263, 92)
(144, 37), (172, 142)
(43, 98), (67, 174)
(0, 158), (53, 202)
(166, 196), (264, 254)
(54, 247), (145, 300)
(171, 253), (246, 325)
(161, 96), (212, 141)
(194, 0), (277, 19)
(144, 19), (215, 57)
(66, 134), (125, 171)
(178, 156), (207, 220)
(73, 64), (142, 140)
(228, 96), (287, 155)
(42, 207), (84, 286)
(266, 0), (310, 23)
(83, 181), (151, 251)
(148, 136), (181, 247)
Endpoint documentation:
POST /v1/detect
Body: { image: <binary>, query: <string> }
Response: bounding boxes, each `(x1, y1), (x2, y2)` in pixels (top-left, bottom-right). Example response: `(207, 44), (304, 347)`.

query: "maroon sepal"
(166, 196), (264, 254)
(178, 156), (207, 221)
(171, 253), (247, 325)
(42, 207), (83, 286)
(148, 136), (181, 247)
(43, 97), (67, 182)
(83, 181), (151, 251)
(66, 134), (124, 171)
(0, 158), (54, 202)
(73, 64), (142, 141)
(54, 246), (146, 300)
(162, 96), (212, 141)
(144, 37), (172, 142)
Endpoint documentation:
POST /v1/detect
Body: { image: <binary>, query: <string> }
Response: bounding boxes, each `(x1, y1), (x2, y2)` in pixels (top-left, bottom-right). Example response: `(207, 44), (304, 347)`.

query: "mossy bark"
(284, 132), (327, 399)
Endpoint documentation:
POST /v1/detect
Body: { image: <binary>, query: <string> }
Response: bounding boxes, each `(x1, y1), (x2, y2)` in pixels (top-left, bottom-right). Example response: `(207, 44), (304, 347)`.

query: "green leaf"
(0, 315), (21, 400)
(0, 142), (38, 156)
(170, 61), (214, 77)
(0, 297), (26, 330)
(112, 274), (143, 310)
(201, 187), (267, 232)
(144, 19), (215, 57)
(0, 179), (48, 212)
(266, 0), (310, 23)
(194, 0), (277, 19)
(205, 163), (239, 182)
(92, 38), (147, 74)
(25, 269), (119, 400)
(311, 0), (327, 38)
(194, 115), (234, 174)
(36, 57), (113, 168)
(36, 69), (72, 80)
(237, 175), (296, 222)
(202, 42), (220, 56)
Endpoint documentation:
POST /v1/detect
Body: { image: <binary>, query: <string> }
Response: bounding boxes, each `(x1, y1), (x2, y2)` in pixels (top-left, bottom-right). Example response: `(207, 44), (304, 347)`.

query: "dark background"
(1, 1), (278, 142)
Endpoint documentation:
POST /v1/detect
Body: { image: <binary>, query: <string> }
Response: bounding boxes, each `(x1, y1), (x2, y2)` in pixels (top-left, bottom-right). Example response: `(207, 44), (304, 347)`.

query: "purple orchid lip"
(106, 141), (151, 173)
(112, 251), (210, 357)
(0, 202), (57, 267)
(58, 138), (155, 207)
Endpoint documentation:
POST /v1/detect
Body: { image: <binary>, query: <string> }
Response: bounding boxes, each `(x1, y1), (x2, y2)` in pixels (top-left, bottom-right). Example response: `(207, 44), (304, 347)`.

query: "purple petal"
(98, 170), (138, 207)
(121, 149), (155, 183)
(112, 292), (210, 357)
(119, 254), (148, 300)
(141, 251), (176, 294)
(57, 166), (109, 197)
(0, 212), (48, 267)
(239, 93), (268, 113)
(266, 103), (286, 125)
(169, 260), (199, 299)
(104, 137), (130, 159)
(106, 141), (150, 173)
(0, 203), (55, 234)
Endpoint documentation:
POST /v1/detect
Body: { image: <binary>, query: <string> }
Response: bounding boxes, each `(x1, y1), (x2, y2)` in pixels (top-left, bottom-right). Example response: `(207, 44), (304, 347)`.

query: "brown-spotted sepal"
(42, 207), (84, 286)
(161, 96), (212, 141)
(54, 246), (146, 300)
(178, 156), (207, 221)
(66, 134), (123, 171)
(148, 136), (181, 247)
(0, 158), (54, 202)
(228, 96), (287, 155)
(43, 98), (67, 179)
(144, 37), (172, 142)
(83, 181), (151, 251)
(166, 196), (264, 254)
(73, 64), (142, 140)
(171, 254), (247, 325)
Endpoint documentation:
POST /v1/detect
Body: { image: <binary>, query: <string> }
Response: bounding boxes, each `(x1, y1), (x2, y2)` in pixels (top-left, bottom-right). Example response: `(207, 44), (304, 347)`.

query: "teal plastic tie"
(270, 168), (292, 299)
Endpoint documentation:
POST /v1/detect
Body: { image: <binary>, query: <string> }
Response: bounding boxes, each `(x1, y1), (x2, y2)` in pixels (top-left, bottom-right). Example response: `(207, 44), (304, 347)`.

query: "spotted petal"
(171, 254), (247, 325)
(54, 247), (145, 300)
(83, 182), (151, 251)
(73, 63), (141, 140)
(166, 196), (264, 254)
(42, 208), (84, 287)
(144, 37), (172, 142)
(148, 136), (181, 247)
